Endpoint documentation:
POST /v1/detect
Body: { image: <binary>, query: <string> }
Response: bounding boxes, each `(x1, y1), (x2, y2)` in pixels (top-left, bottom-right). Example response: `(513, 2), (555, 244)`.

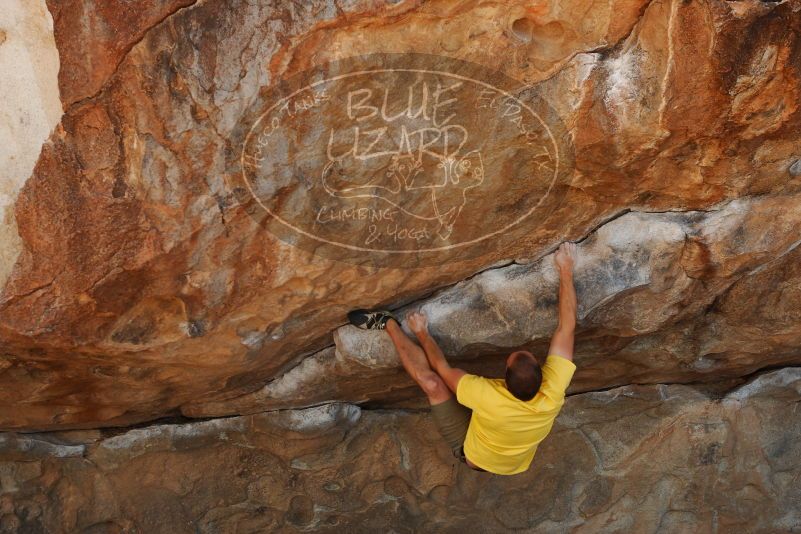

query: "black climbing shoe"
(347, 309), (398, 330)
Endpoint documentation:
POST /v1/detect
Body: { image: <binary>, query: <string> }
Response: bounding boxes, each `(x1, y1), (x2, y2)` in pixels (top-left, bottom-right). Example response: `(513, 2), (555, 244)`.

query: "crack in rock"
(185, 192), (801, 416)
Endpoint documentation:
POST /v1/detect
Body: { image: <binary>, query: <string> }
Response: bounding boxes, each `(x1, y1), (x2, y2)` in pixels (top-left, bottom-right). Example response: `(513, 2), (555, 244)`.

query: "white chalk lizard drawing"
(321, 149), (484, 240)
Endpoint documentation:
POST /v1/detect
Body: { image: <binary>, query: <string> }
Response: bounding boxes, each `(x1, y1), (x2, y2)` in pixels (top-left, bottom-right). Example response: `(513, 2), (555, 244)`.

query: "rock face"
(187, 193), (801, 416)
(0, 0), (800, 431)
(1, 368), (800, 532)
(0, 0), (61, 292)
(1, 0), (801, 529)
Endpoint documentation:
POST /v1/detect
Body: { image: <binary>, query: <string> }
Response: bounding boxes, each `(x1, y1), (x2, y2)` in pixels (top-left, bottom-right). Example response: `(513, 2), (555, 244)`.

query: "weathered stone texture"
(0, 0), (61, 292)
(3, 0), (801, 530)
(0, 0), (800, 431)
(1, 368), (800, 532)
(188, 193), (801, 416)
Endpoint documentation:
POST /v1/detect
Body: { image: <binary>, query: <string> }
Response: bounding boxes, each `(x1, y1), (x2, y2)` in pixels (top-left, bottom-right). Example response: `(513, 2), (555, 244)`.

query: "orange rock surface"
(2, 1), (801, 530)
(0, 0), (799, 435)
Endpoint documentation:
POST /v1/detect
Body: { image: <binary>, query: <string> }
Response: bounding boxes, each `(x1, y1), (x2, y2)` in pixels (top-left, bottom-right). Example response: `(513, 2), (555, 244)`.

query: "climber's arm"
(548, 243), (577, 362)
(407, 312), (466, 393)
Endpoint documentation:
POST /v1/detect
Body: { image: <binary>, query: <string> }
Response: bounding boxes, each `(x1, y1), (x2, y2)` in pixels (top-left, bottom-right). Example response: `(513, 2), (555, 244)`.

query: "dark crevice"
(566, 363), (801, 401)
(11, 363), (799, 446)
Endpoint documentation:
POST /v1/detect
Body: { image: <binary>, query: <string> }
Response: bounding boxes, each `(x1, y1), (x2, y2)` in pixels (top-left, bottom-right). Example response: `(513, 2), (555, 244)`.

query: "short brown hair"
(505, 351), (542, 401)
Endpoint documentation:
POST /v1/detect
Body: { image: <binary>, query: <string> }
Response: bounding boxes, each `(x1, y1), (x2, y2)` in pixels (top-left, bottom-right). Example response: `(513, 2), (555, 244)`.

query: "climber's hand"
(554, 242), (577, 273)
(407, 311), (428, 334)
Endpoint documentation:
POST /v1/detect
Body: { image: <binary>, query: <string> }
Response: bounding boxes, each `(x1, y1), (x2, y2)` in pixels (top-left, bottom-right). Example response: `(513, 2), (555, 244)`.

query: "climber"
(347, 242), (578, 475)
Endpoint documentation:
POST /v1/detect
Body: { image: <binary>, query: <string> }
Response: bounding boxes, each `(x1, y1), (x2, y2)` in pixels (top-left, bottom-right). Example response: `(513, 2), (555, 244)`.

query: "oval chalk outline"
(241, 66), (561, 254)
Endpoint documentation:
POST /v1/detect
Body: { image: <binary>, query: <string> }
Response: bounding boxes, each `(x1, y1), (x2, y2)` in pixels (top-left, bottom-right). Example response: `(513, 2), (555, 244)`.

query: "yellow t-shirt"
(456, 354), (577, 475)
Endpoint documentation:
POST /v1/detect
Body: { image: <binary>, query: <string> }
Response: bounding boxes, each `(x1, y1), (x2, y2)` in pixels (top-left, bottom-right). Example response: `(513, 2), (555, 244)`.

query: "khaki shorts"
(430, 397), (486, 472)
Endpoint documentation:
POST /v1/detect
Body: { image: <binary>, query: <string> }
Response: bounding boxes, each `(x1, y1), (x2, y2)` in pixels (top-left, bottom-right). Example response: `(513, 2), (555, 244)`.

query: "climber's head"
(505, 350), (542, 401)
